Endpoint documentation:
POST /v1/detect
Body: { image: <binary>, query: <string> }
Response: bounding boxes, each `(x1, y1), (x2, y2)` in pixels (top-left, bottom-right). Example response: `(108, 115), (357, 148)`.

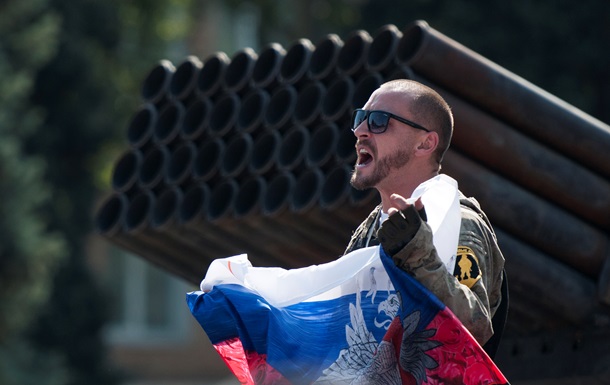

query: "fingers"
(378, 204), (423, 256)
(389, 193), (409, 211)
(412, 197), (424, 211)
(388, 194), (424, 213)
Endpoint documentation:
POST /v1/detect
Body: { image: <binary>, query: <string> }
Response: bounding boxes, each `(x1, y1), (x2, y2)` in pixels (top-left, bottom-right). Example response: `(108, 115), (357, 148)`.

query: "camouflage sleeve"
(389, 205), (505, 346)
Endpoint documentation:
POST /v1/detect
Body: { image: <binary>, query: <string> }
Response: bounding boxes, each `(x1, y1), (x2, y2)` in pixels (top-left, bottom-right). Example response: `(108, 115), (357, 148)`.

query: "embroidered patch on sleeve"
(453, 246), (481, 288)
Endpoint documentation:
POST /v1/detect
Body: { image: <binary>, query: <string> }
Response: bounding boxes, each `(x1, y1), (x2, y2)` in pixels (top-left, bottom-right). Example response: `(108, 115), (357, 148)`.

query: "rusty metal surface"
(397, 20), (610, 180)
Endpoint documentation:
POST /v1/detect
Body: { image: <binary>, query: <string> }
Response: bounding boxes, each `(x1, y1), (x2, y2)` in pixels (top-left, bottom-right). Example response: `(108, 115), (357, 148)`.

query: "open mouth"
(356, 148), (373, 167)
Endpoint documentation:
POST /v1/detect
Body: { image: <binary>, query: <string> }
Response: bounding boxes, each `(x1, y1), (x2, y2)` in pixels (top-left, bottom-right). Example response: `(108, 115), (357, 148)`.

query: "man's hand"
(378, 195), (427, 256)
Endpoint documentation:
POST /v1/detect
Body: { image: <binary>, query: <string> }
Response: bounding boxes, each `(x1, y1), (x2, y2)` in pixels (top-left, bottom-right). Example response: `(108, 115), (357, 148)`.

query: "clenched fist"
(378, 196), (427, 256)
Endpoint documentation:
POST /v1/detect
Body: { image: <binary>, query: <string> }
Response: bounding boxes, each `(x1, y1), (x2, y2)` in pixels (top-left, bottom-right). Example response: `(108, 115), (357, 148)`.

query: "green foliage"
(0, 1), (70, 383)
(19, 0), (191, 383)
(0, 0), (200, 382)
(29, 258), (122, 385)
(17, 0), (139, 382)
(1, 0), (185, 382)
(0, 337), (69, 385)
(0, 0), (65, 343)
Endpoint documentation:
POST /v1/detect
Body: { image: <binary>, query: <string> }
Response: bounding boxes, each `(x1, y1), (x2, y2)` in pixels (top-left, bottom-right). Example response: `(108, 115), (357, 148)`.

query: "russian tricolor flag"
(187, 246), (508, 385)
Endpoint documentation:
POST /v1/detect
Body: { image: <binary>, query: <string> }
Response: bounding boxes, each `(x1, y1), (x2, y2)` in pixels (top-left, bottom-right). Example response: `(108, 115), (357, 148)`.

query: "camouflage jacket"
(344, 193), (506, 345)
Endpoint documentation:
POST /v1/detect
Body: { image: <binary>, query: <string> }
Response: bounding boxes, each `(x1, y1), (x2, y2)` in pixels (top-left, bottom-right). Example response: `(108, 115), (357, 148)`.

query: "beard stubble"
(350, 143), (412, 190)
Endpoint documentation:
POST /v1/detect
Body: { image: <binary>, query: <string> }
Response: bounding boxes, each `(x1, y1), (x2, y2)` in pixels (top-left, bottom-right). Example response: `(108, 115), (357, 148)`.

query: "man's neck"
(378, 171), (439, 213)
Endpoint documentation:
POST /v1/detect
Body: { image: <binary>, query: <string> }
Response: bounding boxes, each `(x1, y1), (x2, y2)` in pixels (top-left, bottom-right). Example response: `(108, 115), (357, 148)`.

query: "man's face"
(350, 89), (417, 190)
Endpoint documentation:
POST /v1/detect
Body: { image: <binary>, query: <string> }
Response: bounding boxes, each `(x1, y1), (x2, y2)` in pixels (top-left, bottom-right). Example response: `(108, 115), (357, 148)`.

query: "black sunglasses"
(351, 109), (430, 134)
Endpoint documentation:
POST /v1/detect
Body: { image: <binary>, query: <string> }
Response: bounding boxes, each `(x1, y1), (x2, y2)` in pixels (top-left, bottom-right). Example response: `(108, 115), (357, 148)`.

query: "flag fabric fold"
(187, 247), (509, 385)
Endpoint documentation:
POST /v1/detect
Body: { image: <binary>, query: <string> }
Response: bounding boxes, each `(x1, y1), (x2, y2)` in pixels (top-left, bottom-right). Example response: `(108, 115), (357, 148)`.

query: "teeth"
(359, 148), (369, 154)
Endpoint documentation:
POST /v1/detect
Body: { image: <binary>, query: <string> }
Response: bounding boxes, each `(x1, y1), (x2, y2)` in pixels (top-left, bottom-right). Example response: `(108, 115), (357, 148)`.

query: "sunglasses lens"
(352, 110), (367, 130)
(368, 111), (389, 133)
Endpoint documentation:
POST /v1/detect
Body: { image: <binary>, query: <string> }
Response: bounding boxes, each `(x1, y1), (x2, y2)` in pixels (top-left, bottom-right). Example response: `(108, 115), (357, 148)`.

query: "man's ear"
(415, 132), (439, 156)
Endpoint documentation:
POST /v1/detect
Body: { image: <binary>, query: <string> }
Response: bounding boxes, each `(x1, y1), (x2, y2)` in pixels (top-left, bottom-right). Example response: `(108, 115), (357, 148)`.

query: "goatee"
(350, 146), (412, 190)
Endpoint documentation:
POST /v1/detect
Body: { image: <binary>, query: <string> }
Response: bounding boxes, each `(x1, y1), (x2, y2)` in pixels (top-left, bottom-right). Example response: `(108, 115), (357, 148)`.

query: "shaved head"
(378, 80), (454, 164)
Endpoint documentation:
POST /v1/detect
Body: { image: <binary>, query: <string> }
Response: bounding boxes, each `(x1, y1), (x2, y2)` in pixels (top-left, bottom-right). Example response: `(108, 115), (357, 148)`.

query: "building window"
(103, 246), (192, 346)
